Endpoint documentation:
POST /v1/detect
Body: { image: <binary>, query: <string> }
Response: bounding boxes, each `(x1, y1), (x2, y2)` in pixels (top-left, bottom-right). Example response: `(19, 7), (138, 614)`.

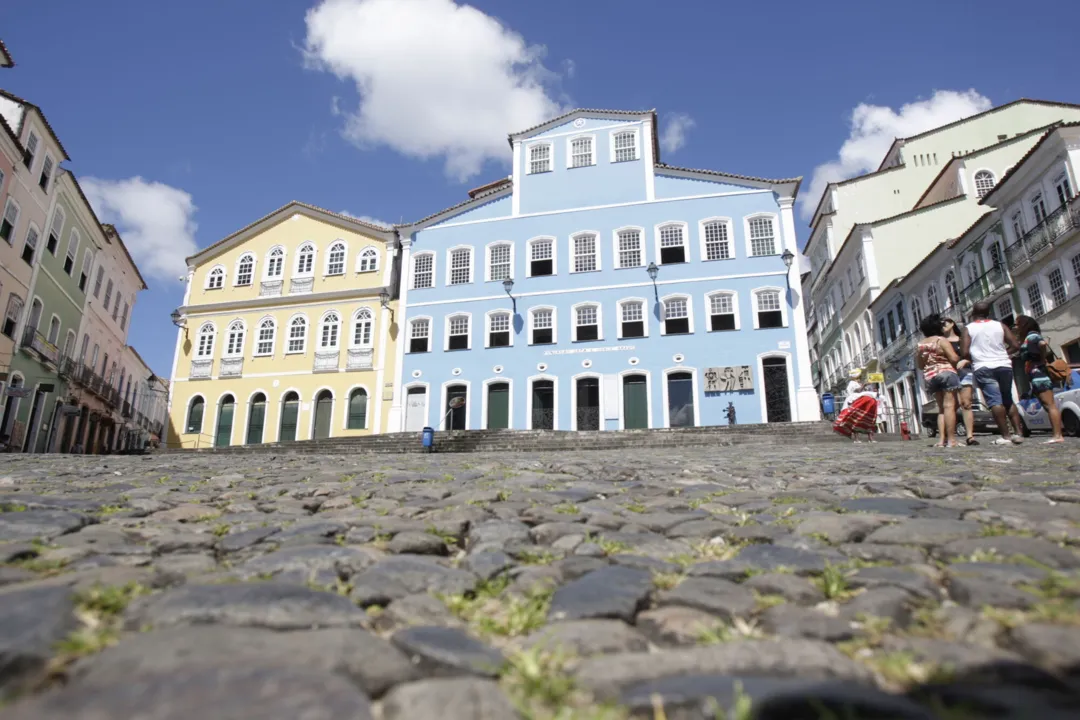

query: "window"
(964, 259), (978, 286)
(296, 243), (315, 275)
(1047, 267), (1067, 308)
(412, 252), (434, 289)
(319, 312), (341, 349)
(612, 131), (637, 162)
(104, 279), (114, 310)
(287, 316), (307, 353)
(206, 267), (225, 290)
(855, 251), (865, 281)
(572, 233), (598, 273)
(225, 321), (245, 356)
(447, 314), (470, 350)
(708, 292), (737, 331)
(255, 318), (276, 356)
(47, 316), (60, 344)
(615, 228), (643, 268)
(1011, 212), (1025, 243)
(46, 207), (64, 255)
(989, 242), (1003, 269)
(79, 251), (92, 292)
(620, 300), (645, 338)
(997, 296), (1014, 326)
(574, 304), (600, 341)
(529, 238), (554, 277)
(487, 242), (512, 282)
(352, 308), (373, 347)
(64, 228), (80, 275)
(886, 311), (897, 342)
(663, 296), (691, 334)
(1055, 173), (1073, 207)
(702, 219), (732, 261)
(196, 323), (216, 358)
(409, 318), (430, 353)
(755, 289), (784, 328)
(488, 312), (511, 347)
(1024, 280), (1047, 317)
(1, 199), (18, 244)
(38, 155), (54, 192)
(266, 247), (284, 278)
(1072, 252), (1080, 287)
(357, 247), (378, 273)
(658, 223), (687, 264)
(79, 334), (88, 362)
(21, 226), (38, 264)
(974, 170), (995, 199)
(748, 216), (777, 257)
(326, 242), (346, 275)
(878, 319), (888, 349)
(927, 284), (940, 314)
(569, 136), (593, 168)
(119, 302), (129, 331)
(448, 247), (472, 285)
(528, 143), (551, 174)
(236, 254), (254, 286)
(347, 389), (368, 430)
(24, 131), (38, 169)
(530, 308), (554, 345)
(1031, 193), (1048, 224)
(112, 291), (120, 321)
(910, 296), (923, 329)
(944, 271), (960, 308)
(185, 397), (205, 434)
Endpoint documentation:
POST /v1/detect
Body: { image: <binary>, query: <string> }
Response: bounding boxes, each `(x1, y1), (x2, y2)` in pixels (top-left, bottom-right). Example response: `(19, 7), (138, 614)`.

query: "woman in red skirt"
(833, 388), (879, 443)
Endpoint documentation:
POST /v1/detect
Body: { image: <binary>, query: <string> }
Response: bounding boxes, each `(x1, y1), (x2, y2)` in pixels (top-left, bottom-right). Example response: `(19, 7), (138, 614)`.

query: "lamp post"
(378, 290), (395, 323)
(781, 249), (795, 298)
(502, 278), (516, 313)
(646, 262), (659, 302)
(170, 309), (187, 340)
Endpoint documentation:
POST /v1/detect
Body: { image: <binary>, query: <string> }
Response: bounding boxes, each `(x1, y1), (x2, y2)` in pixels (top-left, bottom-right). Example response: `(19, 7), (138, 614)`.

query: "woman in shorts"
(1014, 315), (1064, 444)
(941, 317), (977, 445)
(915, 314), (962, 448)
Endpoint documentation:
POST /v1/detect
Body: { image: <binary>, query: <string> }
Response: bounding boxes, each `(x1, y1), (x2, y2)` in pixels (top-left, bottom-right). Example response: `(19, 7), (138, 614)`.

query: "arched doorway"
(279, 391), (299, 442)
(575, 377), (600, 431)
(531, 380), (554, 430)
(404, 386), (428, 432)
(445, 384), (467, 430)
(0, 375), (23, 443)
(486, 382), (509, 429)
(215, 395), (235, 447)
(313, 390), (333, 439)
(762, 357), (792, 423)
(246, 393), (266, 444)
(347, 389), (368, 430)
(622, 374), (648, 429)
(667, 372), (695, 428)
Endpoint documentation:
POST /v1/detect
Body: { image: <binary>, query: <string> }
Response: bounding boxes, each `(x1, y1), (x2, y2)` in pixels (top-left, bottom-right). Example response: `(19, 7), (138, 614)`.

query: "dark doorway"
(445, 385), (467, 430)
(576, 377), (600, 431)
(531, 380), (554, 430)
(246, 393), (266, 444)
(622, 374), (648, 429)
(487, 382), (509, 429)
(762, 357), (792, 423)
(279, 392), (299, 442)
(667, 372), (695, 428)
(313, 390), (333, 439)
(215, 395), (235, 447)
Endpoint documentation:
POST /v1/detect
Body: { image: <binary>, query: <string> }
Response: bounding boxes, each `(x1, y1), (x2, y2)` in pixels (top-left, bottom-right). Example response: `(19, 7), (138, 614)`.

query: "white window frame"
(1054, 172), (1073, 207)
(319, 310), (342, 350)
(616, 297), (649, 339)
(485, 310), (514, 348)
(444, 312), (472, 351)
(567, 134), (596, 168)
(46, 314), (61, 345)
(412, 251), (435, 289)
(351, 307), (374, 348)
(235, 252), (256, 286)
(704, 290), (741, 331)
(265, 246), (286, 279)
(699, 217), (734, 262)
(528, 306), (557, 345)
(571, 302), (603, 342)
(195, 322), (216, 358)
(224, 319), (246, 358)
(294, 242), (316, 277)
(445, 245), (474, 286)
(325, 241), (347, 276)
(285, 314), (308, 354)
(205, 265), (226, 290)
(408, 316), (432, 353)
(1042, 262), (1070, 309)
(610, 128), (640, 163)
(612, 226), (645, 269)
(46, 206), (65, 255)
(751, 286), (788, 329)
(38, 153), (54, 192)
(526, 141), (553, 175)
(24, 131), (40, 171)
(526, 236), (557, 277)
(1, 197), (21, 245)
(744, 213), (780, 257)
(654, 221), (690, 265)
(356, 246), (379, 273)
(570, 231), (601, 274)
(973, 169), (996, 199)
(485, 241), (514, 282)
(1024, 279), (1046, 317)
(254, 317), (276, 357)
(660, 293), (694, 335)
(64, 228), (81, 274)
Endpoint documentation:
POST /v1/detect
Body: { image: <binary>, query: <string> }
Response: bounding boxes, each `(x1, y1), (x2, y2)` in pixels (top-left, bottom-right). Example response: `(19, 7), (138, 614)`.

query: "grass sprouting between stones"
(49, 582), (152, 677)
(438, 576), (554, 639)
(553, 503), (580, 515)
(696, 617), (766, 644)
(500, 646), (626, 720)
(813, 562), (858, 601)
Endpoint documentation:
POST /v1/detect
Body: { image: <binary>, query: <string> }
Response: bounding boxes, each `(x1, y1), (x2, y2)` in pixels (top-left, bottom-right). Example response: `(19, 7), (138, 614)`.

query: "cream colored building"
(167, 202), (399, 448)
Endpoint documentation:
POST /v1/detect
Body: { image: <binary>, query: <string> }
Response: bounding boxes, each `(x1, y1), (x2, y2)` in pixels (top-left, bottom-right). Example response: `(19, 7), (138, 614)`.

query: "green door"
(279, 393), (299, 442)
(623, 375), (648, 429)
(215, 395), (235, 447)
(313, 391), (333, 439)
(487, 382), (509, 429)
(246, 394), (266, 444)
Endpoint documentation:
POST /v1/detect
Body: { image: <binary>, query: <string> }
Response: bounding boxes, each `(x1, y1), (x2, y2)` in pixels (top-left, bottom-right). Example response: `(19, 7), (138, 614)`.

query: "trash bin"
(421, 426), (435, 452)
(821, 393), (835, 416)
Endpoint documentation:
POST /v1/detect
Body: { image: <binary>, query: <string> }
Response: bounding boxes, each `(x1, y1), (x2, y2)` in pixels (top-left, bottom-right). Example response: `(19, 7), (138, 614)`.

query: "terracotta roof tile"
(405, 181), (513, 229)
(978, 122), (1080, 206)
(655, 162), (801, 186)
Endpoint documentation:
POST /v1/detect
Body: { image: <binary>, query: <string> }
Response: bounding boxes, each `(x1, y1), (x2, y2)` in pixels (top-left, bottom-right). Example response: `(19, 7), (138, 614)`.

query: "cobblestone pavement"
(2, 439), (1080, 719)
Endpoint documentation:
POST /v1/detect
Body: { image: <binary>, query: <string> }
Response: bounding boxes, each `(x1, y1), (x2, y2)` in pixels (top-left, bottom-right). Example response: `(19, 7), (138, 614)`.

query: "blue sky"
(2, 0), (1077, 377)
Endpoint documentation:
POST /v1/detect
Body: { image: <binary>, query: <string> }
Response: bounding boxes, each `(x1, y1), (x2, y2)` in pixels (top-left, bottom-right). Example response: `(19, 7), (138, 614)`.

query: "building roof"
(187, 200), (397, 265)
(0, 88), (71, 161)
(124, 345), (154, 374)
(102, 223), (149, 291)
(403, 179), (514, 231)
(655, 162), (802, 194)
(0, 39), (13, 68)
(978, 121), (1080, 207)
(946, 211), (994, 250)
(509, 108), (662, 167)
(467, 177), (511, 198)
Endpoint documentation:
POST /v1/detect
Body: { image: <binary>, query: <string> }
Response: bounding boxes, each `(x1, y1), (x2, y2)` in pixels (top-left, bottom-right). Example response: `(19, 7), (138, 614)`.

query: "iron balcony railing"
(20, 327), (60, 366)
(190, 358), (213, 379)
(1004, 197), (1080, 272)
(880, 331), (917, 362)
(857, 343), (874, 366)
(346, 348), (374, 371)
(220, 357), (244, 377)
(314, 350), (339, 372)
(958, 264), (1011, 309)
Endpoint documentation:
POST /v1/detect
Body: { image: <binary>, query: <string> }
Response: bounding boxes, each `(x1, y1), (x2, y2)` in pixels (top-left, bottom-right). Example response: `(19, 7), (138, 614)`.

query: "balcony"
(21, 327), (59, 366)
(289, 277), (314, 295)
(857, 343), (874, 366)
(220, 357), (244, 377)
(190, 359), (213, 379)
(958, 265), (1011, 310)
(346, 347), (374, 371)
(314, 350), (339, 373)
(1004, 197), (1080, 273)
(260, 279), (283, 297)
(880, 331), (917, 362)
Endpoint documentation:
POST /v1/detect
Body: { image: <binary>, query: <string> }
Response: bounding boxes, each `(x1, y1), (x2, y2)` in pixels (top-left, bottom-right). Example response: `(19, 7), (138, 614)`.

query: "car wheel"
(1063, 411), (1080, 438)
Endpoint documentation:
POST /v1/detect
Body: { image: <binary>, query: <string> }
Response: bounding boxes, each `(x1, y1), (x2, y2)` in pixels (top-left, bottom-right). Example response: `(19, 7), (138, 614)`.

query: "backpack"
(1046, 354), (1071, 385)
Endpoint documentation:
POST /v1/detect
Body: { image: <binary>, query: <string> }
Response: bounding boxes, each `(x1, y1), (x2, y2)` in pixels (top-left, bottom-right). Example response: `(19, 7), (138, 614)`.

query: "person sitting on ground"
(960, 301), (1024, 446)
(1014, 314), (1065, 444)
(941, 317), (978, 445)
(916, 314), (962, 448)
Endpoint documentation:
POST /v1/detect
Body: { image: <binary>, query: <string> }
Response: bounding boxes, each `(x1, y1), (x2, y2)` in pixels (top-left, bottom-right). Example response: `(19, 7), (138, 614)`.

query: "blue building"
(386, 109), (819, 433)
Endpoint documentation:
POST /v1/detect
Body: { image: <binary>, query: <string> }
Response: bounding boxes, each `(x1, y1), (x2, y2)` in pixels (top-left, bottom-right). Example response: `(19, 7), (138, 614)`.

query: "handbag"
(1046, 355), (1071, 385)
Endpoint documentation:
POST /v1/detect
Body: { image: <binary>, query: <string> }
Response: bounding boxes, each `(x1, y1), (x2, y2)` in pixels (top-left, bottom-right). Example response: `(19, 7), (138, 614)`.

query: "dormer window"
(612, 130), (638, 162)
(38, 155), (54, 192)
(973, 170), (995, 199)
(528, 143), (552, 174)
(23, 131), (38, 169)
(569, 136), (594, 168)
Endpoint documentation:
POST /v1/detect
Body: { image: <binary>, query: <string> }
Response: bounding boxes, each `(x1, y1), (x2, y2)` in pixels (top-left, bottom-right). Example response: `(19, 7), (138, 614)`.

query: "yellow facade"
(167, 203), (398, 448)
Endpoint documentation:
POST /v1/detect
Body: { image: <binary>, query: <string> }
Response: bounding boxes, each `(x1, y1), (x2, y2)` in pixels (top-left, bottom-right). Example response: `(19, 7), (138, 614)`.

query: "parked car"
(1017, 369), (1080, 437)
(921, 398), (998, 438)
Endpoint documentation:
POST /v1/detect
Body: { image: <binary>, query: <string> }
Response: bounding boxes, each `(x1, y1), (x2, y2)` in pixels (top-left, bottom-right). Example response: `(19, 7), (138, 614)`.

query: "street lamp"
(378, 290), (395, 323)
(646, 262), (659, 302)
(781, 249), (795, 299)
(502, 278), (516, 313)
(169, 310), (185, 328)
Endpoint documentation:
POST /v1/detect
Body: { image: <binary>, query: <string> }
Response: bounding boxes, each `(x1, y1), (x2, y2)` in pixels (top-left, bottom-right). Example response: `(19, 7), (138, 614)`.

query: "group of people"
(832, 300), (1067, 446)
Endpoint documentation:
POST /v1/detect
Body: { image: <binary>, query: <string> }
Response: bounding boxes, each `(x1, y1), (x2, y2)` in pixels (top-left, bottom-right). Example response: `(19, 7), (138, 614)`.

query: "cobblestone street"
(2, 439), (1080, 719)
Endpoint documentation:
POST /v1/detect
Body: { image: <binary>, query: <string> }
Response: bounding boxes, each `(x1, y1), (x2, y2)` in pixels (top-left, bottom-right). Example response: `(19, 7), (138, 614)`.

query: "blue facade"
(392, 110), (815, 432)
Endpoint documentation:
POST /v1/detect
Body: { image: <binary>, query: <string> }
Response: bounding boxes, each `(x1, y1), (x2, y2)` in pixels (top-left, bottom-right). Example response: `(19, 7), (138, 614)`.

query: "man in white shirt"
(960, 302), (1023, 445)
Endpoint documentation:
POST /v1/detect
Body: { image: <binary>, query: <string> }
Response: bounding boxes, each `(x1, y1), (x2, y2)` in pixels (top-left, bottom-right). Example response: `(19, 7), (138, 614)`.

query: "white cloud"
(660, 113), (695, 155)
(338, 210), (393, 228)
(80, 176), (198, 281)
(800, 90), (993, 220)
(303, 0), (565, 181)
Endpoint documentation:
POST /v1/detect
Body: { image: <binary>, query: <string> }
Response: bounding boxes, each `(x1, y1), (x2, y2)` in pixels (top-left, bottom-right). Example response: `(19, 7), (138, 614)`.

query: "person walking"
(961, 302), (1023, 446)
(941, 317), (978, 445)
(832, 385), (879, 443)
(842, 369), (863, 410)
(1014, 315), (1065, 444)
(916, 314), (962, 448)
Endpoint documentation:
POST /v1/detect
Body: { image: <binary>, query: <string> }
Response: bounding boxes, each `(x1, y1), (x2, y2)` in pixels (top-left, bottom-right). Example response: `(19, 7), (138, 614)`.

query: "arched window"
(618, 299), (646, 338)
(47, 316), (60, 344)
(185, 396), (205, 434)
(265, 247), (285, 278)
(753, 289), (785, 329)
(927, 284), (941, 314)
(225, 320), (245, 357)
(910, 297), (923, 328)
(662, 295), (692, 334)
(706, 291), (738, 331)
(412, 252), (434, 289)
(295, 243), (315, 276)
(319, 311), (341, 349)
(447, 247), (473, 285)
(408, 317), (431, 353)
(347, 388), (368, 430)
(487, 242), (513, 281)
(196, 323), (216, 357)
(614, 227), (644, 269)
(446, 313), (471, 350)
(235, 253), (255, 286)
(747, 216), (777, 257)
(974, 170), (995, 199)
(206, 266), (225, 290)
(487, 311), (512, 347)
(529, 307), (555, 345)
(657, 223), (688, 264)
(357, 247), (379, 273)
(944, 271), (960, 308)
(255, 317), (276, 356)
(528, 237), (555, 277)
(573, 303), (601, 341)
(287, 316), (307, 353)
(352, 308), (373, 347)
(571, 233), (599, 273)
(326, 241), (346, 275)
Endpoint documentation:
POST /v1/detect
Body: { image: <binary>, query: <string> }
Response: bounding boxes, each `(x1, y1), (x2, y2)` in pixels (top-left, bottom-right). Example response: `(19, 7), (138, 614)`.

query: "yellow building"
(166, 202), (398, 448)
